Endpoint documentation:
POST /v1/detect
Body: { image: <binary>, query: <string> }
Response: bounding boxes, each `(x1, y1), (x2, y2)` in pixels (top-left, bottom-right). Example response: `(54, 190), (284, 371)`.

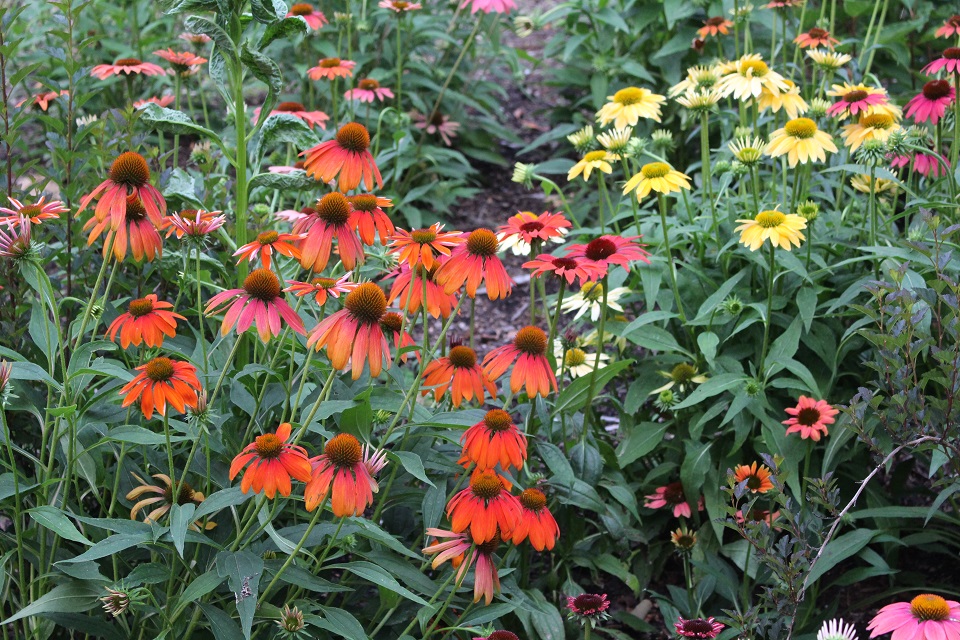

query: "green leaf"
(314, 606), (368, 640)
(390, 451), (435, 487)
(241, 45), (283, 125)
(2, 583), (100, 624)
(698, 332), (719, 369)
(680, 440), (712, 497)
(170, 503), (196, 558)
(797, 287), (817, 332)
(338, 388), (372, 440)
(250, 0), (287, 22)
(177, 570), (226, 611)
(554, 359), (633, 413)
(248, 170), (319, 191)
(624, 324), (687, 354)
(806, 529), (876, 584)
(326, 561), (428, 605)
(201, 604), (245, 640)
(138, 103), (219, 140)
(616, 421), (668, 467)
(184, 15), (238, 61)
(252, 113), (318, 164)
(57, 533), (150, 564)
(27, 507), (92, 546)
(107, 425), (191, 446)
(260, 16), (308, 48)
(671, 374), (745, 410)
(215, 551), (264, 639)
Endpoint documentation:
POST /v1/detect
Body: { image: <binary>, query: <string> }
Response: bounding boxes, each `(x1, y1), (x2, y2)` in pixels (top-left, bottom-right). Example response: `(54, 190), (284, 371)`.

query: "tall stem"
(71, 234), (115, 350)
(395, 16), (403, 111)
(758, 242), (776, 377)
(257, 498), (326, 606)
(582, 275), (608, 430)
(547, 278), (566, 349)
(657, 194), (686, 323)
(868, 164), (879, 279)
(700, 112), (720, 255)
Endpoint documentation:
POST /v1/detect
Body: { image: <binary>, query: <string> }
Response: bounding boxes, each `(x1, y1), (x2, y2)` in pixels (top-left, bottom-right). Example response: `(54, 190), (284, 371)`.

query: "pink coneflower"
(826, 83), (890, 118)
(644, 482), (701, 518)
(285, 272), (356, 305)
(460, 0), (515, 14)
(913, 152), (950, 177)
(924, 48), (960, 75)
(794, 27), (838, 49)
(566, 593), (611, 621)
(297, 192), (365, 272)
(523, 254), (605, 286)
(16, 89), (68, 112)
(90, 58), (165, 80)
(345, 78), (395, 103)
(308, 57), (356, 80)
(254, 101), (329, 129)
(935, 15), (960, 39)
(412, 111), (461, 146)
(307, 282), (392, 379)
(905, 80), (955, 124)
(0, 219), (32, 259)
(287, 2), (328, 29)
(303, 433), (383, 515)
(497, 210), (571, 255)
(0, 196), (68, 226)
(347, 193), (394, 245)
(163, 209), (226, 240)
(475, 632), (518, 640)
(422, 529), (503, 605)
(379, 0), (422, 11)
(301, 122), (383, 192)
(435, 228), (513, 299)
(179, 33), (212, 46)
(79, 152), (166, 229)
(675, 617), (725, 639)
(133, 95), (176, 108)
(764, 0), (803, 7)
(205, 268), (306, 342)
(564, 235), (651, 277)
(782, 396), (838, 441)
(233, 230), (304, 269)
(153, 49), (207, 75)
(868, 594), (960, 640)
(482, 326), (557, 398)
(697, 17), (733, 40)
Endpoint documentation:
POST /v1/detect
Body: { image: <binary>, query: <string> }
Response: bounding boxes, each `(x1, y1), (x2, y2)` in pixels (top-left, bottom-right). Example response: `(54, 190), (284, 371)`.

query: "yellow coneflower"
(622, 161), (691, 200)
(596, 126), (633, 154)
(596, 87), (665, 128)
(766, 117), (838, 167)
(567, 150), (617, 181)
(567, 125), (595, 153)
(850, 174), (899, 195)
(840, 113), (900, 151)
(735, 209), (807, 251)
(757, 79), (809, 119)
(651, 362), (709, 395)
(806, 49), (852, 71)
(717, 53), (789, 101)
(675, 89), (722, 114)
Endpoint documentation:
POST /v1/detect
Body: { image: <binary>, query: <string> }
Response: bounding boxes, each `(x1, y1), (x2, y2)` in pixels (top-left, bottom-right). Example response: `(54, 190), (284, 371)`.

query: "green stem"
(863, 0), (890, 78)
(700, 112), (720, 255)
(952, 72), (960, 171)
(174, 74), (182, 168)
(162, 412), (175, 484)
(71, 234), (114, 350)
(582, 275), (608, 430)
(258, 498), (326, 606)
(868, 164), (878, 279)
(547, 278), (565, 349)
(657, 194), (686, 322)
(395, 16), (403, 111)
(196, 248), (207, 373)
(758, 243), (776, 377)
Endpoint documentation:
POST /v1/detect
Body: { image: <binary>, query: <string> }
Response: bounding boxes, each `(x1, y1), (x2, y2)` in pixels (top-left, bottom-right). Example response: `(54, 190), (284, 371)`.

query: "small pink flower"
(286, 2), (328, 29)
(253, 101), (329, 129)
(566, 593), (610, 621)
(90, 58), (165, 80)
(913, 152), (950, 178)
(675, 617), (725, 639)
(0, 196), (68, 226)
(379, 0), (422, 11)
(644, 482), (702, 518)
(460, 0), (516, 14)
(936, 16), (960, 39)
(905, 80), (955, 124)
(205, 268), (306, 342)
(794, 27), (838, 49)
(345, 78), (394, 103)
(308, 58), (356, 81)
(16, 89), (68, 112)
(868, 594), (960, 640)
(412, 111), (461, 146)
(782, 396), (838, 441)
(923, 47), (960, 75)
(133, 95), (176, 109)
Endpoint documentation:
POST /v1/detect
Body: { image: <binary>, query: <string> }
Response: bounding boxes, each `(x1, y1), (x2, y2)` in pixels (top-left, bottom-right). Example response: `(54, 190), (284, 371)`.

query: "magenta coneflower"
(460, 0), (515, 13)
(254, 101), (329, 129)
(645, 482), (700, 518)
(675, 617), (725, 639)
(924, 48), (960, 75)
(0, 196), (68, 226)
(905, 80), (955, 124)
(564, 235), (651, 277)
(566, 593), (610, 622)
(205, 268), (306, 342)
(379, 0), (422, 12)
(935, 15), (960, 39)
(913, 152), (950, 178)
(412, 111), (461, 146)
(133, 95), (175, 108)
(0, 219), (32, 259)
(826, 83), (890, 119)
(523, 254), (604, 286)
(287, 2), (327, 29)
(345, 78), (395, 103)
(782, 396), (838, 440)
(90, 58), (165, 80)
(868, 594), (960, 640)
(308, 57), (356, 81)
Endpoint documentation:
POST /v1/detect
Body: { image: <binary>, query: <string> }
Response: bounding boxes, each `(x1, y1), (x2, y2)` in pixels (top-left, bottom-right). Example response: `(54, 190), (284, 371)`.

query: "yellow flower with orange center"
(840, 112), (900, 151)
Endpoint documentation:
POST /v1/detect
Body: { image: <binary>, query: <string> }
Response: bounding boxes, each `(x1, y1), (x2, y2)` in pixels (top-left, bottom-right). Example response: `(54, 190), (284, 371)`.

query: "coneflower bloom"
(412, 110), (461, 146)
(509, 488), (559, 551)
(127, 473), (214, 530)
(819, 618), (859, 640)
(285, 272), (356, 305)
(596, 87), (664, 128)
(905, 80), (955, 124)
(230, 423), (313, 499)
(204, 268), (307, 342)
(912, 152), (950, 178)
(163, 209), (225, 240)
(447, 469), (521, 543)
(83, 194), (165, 262)
(567, 150), (616, 182)
(868, 595), (960, 640)
(379, 0), (422, 11)
(90, 58), (164, 80)
(807, 49), (852, 71)
(254, 101), (329, 129)
(286, 2), (327, 29)
(735, 209), (807, 251)
(422, 344), (497, 407)
(133, 95), (175, 108)
(119, 357), (201, 419)
(497, 210), (570, 256)
(564, 235), (651, 276)
(308, 57), (356, 80)
(935, 16), (960, 39)
(567, 593), (611, 622)
(153, 49), (207, 75)
(555, 338), (609, 377)
(308, 282), (391, 379)
(697, 16), (733, 39)
(764, 0), (803, 7)
(0, 219), (32, 260)
(423, 529), (503, 605)
(476, 632), (518, 640)
(461, 0), (515, 14)
(106, 294), (184, 349)
(841, 113), (900, 152)
(644, 482), (701, 518)
(758, 79), (808, 119)
(717, 54), (788, 101)
(676, 617), (725, 639)
(15, 89), (68, 112)
(0, 196), (68, 226)
(304, 433), (382, 515)
(482, 326), (557, 398)
(622, 161), (691, 200)
(736, 508), (781, 525)
(389, 223), (465, 270)
(379, 312), (417, 362)
(524, 254), (604, 286)
(344, 78), (395, 103)
(435, 228), (513, 300)
(924, 48), (960, 75)
(348, 193), (394, 245)
(783, 396), (838, 440)
(233, 230), (303, 269)
(766, 117), (838, 166)
(560, 282), (628, 322)
(301, 122), (382, 192)
(794, 27), (838, 49)
(179, 32), (212, 46)
(826, 83), (891, 118)
(669, 65), (721, 97)
(297, 192), (365, 272)
(79, 151), (166, 228)
(733, 462), (774, 494)
(459, 409), (527, 470)
(387, 262), (458, 318)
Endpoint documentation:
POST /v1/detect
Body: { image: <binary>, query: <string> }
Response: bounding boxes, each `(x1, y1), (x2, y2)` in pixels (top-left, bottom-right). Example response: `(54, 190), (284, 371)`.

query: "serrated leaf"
(260, 16), (307, 47)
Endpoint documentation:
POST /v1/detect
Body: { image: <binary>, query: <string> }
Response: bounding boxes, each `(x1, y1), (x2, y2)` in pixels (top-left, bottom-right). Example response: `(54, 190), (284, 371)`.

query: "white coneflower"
(817, 619), (858, 640)
(567, 125), (595, 153)
(559, 281), (629, 321)
(728, 136), (767, 166)
(554, 339), (609, 377)
(597, 126), (633, 154)
(806, 49), (852, 71)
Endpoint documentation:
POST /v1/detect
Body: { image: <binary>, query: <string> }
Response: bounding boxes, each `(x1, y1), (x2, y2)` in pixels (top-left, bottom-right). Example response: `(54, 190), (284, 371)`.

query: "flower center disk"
(128, 297), (155, 317)
(109, 151), (151, 186)
(410, 228), (437, 244)
(483, 409), (513, 432)
(277, 101), (306, 112)
(320, 57), (342, 68)
(565, 348), (587, 367)
(345, 283), (387, 324)
(115, 58), (143, 67)
(585, 237), (617, 261)
(316, 192), (351, 226)
(641, 162), (671, 178)
(910, 594), (950, 621)
(336, 122), (371, 153)
(290, 3), (314, 15)
(863, 113), (894, 129)
(257, 230), (279, 245)
(583, 150), (608, 162)
(785, 118), (817, 139)
(471, 471), (504, 499)
(349, 194), (378, 211)
(552, 257), (579, 270)
(449, 345), (477, 368)
(520, 488), (547, 511)
(923, 80), (952, 100)
(324, 433), (363, 467)
(379, 312), (403, 333)
(945, 47), (960, 60)
(359, 79), (380, 90)
(466, 228), (499, 257)
(514, 326), (547, 356)
(756, 210), (786, 229)
(796, 407), (822, 426)
(613, 87), (646, 105)
(254, 433), (283, 459)
(243, 269), (282, 301)
(145, 357), (175, 382)
(741, 59), (768, 76)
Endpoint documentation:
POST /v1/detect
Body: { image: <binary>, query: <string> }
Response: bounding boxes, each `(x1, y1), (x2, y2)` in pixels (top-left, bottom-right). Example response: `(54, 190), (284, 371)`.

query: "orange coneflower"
(106, 294), (184, 349)
(389, 223), (464, 270)
(304, 433), (386, 515)
(204, 268), (306, 342)
(387, 262), (458, 319)
(90, 58), (164, 80)
(482, 326), (557, 398)
(127, 472), (214, 530)
(423, 528), (503, 605)
(308, 57), (356, 81)
(307, 282), (392, 379)
(447, 469), (521, 543)
(153, 49), (207, 75)
(254, 101), (329, 129)
(732, 462), (774, 494)
(79, 151), (166, 229)
(0, 196), (68, 226)
(285, 272), (356, 305)
(697, 17), (733, 40)
(782, 396), (838, 440)
(119, 357), (201, 419)
(230, 423), (313, 499)
(422, 344), (498, 407)
(233, 229), (304, 269)
(287, 2), (327, 29)
(379, 311), (418, 363)
(15, 89), (68, 112)
(134, 95), (175, 108)
(301, 122), (382, 192)
(497, 210), (570, 256)
(794, 27), (838, 49)
(83, 194), (165, 262)
(348, 193), (394, 245)
(297, 192), (365, 272)
(435, 228), (513, 300)
(509, 487), (559, 551)
(458, 409), (527, 471)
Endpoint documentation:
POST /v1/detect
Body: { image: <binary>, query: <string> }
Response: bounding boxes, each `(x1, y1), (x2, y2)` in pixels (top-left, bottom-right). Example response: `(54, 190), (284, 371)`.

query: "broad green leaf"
(390, 451), (435, 487)
(806, 529), (876, 584)
(315, 606), (368, 640)
(327, 561), (428, 605)
(170, 503), (196, 558)
(554, 359), (633, 413)
(138, 103), (219, 140)
(201, 604), (245, 640)
(57, 533), (150, 564)
(194, 487), (250, 520)
(27, 506), (92, 546)
(2, 582), (100, 624)
(215, 551), (264, 639)
(671, 374), (745, 410)
(177, 569), (226, 611)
